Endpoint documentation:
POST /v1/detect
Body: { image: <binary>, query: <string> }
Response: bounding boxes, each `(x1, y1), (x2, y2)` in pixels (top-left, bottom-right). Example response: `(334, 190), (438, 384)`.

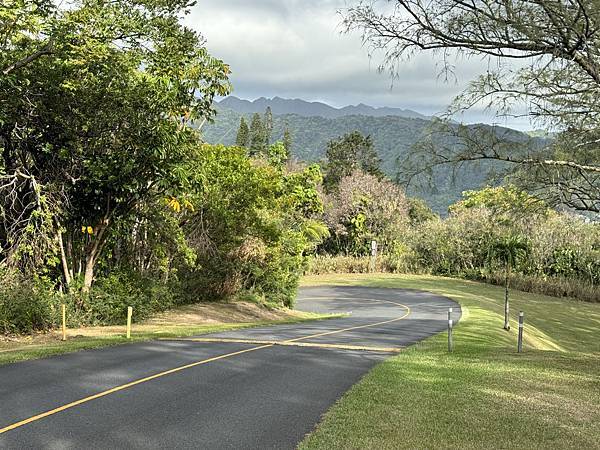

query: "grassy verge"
(300, 274), (600, 449)
(0, 302), (338, 366)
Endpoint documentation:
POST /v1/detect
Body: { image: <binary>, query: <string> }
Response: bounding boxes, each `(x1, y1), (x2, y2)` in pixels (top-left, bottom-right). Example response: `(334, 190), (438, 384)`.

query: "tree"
(343, 0), (600, 213)
(407, 198), (437, 226)
(265, 142), (289, 168)
(321, 170), (408, 256)
(323, 131), (383, 192)
(488, 234), (530, 330)
(0, 0), (231, 292)
(181, 144), (327, 306)
(235, 117), (250, 147)
(1, 0), (55, 77)
(283, 128), (293, 154)
(249, 113), (265, 156)
(263, 106), (273, 147)
(450, 186), (550, 223)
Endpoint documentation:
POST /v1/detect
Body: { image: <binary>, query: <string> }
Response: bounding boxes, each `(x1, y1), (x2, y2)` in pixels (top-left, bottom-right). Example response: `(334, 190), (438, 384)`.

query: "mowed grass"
(0, 302), (337, 366)
(299, 274), (600, 450)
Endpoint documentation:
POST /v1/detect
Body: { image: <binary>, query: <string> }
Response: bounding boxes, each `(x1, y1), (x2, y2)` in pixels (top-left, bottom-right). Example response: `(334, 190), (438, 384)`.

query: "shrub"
(305, 254), (412, 275)
(482, 272), (599, 303)
(0, 269), (59, 334)
(0, 267), (180, 334)
(73, 272), (178, 326)
(181, 144), (327, 308)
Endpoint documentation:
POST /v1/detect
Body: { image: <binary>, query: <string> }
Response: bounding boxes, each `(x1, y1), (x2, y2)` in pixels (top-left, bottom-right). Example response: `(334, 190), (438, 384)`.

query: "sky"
(186, 0), (532, 130)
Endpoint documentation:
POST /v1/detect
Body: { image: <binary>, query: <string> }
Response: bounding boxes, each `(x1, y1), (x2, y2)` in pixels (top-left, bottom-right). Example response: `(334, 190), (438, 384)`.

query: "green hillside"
(201, 107), (539, 213)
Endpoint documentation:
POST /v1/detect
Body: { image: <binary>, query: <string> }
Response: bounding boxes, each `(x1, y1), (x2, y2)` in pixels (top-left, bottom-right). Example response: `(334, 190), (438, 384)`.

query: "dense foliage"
(203, 105), (546, 213)
(0, 1), (326, 333)
(179, 144), (326, 307)
(320, 170), (408, 256)
(322, 132), (383, 192)
(313, 185), (600, 302)
(1, 1), (597, 337)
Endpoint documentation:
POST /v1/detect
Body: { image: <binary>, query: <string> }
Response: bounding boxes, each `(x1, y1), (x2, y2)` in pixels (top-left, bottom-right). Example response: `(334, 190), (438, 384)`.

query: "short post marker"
(369, 240), (378, 273)
(517, 311), (524, 353)
(61, 304), (67, 341)
(448, 307), (453, 353)
(126, 306), (133, 339)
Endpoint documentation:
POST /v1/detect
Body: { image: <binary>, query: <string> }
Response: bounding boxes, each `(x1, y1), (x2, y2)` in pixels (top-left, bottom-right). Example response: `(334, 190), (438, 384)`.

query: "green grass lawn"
(299, 274), (600, 450)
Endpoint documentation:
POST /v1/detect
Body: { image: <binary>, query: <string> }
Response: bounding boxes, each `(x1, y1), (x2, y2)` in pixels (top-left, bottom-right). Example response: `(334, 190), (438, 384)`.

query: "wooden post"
(61, 304), (67, 341)
(517, 311), (524, 353)
(126, 306), (133, 339)
(369, 240), (378, 273)
(448, 307), (453, 353)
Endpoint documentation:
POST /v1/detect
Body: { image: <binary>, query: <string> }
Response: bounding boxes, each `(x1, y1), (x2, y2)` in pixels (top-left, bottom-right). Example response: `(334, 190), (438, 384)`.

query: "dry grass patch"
(0, 301), (336, 365)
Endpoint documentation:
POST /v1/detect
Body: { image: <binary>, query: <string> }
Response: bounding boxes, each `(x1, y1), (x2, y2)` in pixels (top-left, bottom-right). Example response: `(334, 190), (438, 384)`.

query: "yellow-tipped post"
(126, 306), (133, 339)
(61, 304), (67, 341)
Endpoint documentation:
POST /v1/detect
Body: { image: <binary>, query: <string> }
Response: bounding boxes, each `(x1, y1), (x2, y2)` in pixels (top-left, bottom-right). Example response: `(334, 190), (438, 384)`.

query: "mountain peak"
(217, 96), (429, 120)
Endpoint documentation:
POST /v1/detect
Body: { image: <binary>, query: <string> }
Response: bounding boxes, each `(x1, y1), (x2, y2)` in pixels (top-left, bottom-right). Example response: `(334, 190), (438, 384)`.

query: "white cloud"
(185, 0), (532, 129)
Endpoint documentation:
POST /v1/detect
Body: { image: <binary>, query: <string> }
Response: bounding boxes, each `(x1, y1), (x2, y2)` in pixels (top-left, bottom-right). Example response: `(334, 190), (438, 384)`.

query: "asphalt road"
(0, 286), (460, 449)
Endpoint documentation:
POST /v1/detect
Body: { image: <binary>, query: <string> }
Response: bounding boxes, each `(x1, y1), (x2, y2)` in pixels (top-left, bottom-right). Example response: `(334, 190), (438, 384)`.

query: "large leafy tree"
(343, 0), (600, 213)
(323, 131), (383, 192)
(1, 0), (55, 77)
(180, 144), (327, 306)
(0, 0), (230, 291)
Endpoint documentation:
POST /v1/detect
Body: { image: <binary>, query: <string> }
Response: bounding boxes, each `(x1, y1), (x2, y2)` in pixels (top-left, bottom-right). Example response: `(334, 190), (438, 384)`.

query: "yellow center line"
(0, 344), (273, 435)
(284, 297), (410, 343)
(0, 296), (411, 435)
(165, 338), (403, 353)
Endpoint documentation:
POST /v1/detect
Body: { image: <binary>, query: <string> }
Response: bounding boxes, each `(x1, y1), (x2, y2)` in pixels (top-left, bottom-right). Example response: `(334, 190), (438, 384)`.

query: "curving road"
(0, 286), (460, 449)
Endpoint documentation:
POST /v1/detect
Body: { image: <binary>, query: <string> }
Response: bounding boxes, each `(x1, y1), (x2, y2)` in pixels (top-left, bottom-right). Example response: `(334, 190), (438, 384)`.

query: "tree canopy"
(0, 0), (230, 290)
(343, 0), (600, 213)
(323, 131), (383, 192)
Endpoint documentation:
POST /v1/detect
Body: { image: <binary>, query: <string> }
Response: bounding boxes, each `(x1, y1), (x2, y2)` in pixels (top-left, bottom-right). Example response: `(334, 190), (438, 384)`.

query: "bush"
(71, 272), (178, 326)
(180, 144), (327, 308)
(482, 271), (599, 303)
(0, 269), (59, 334)
(320, 170), (409, 256)
(0, 267), (180, 334)
(305, 254), (411, 275)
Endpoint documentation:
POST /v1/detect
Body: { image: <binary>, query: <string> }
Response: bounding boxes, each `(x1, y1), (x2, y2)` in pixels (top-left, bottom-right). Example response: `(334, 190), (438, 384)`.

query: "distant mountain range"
(203, 97), (545, 213)
(217, 96), (430, 120)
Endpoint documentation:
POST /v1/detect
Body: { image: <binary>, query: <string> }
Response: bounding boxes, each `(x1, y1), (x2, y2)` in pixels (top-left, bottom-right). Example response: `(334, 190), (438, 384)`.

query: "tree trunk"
(57, 227), (72, 290)
(81, 219), (110, 293)
(66, 232), (74, 279)
(504, 261), (511, 331)
(82, 255), (95, 293)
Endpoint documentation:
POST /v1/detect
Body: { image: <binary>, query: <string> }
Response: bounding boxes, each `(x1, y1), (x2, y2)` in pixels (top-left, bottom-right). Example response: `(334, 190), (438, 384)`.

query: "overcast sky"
(186, 0), (532, 130)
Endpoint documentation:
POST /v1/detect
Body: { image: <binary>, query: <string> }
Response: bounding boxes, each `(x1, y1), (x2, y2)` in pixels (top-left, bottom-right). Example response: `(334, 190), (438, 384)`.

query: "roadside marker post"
(518, 311), (524, 353)
(369, 240), (378, 273)
(448, 307), (453, 353)
(126, 306), (133, 339)
(61, 304), (67, 341)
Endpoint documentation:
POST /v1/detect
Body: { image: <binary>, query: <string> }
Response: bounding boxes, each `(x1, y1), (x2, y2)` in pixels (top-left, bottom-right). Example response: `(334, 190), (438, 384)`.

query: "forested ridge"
(202, 105), (548, 213)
